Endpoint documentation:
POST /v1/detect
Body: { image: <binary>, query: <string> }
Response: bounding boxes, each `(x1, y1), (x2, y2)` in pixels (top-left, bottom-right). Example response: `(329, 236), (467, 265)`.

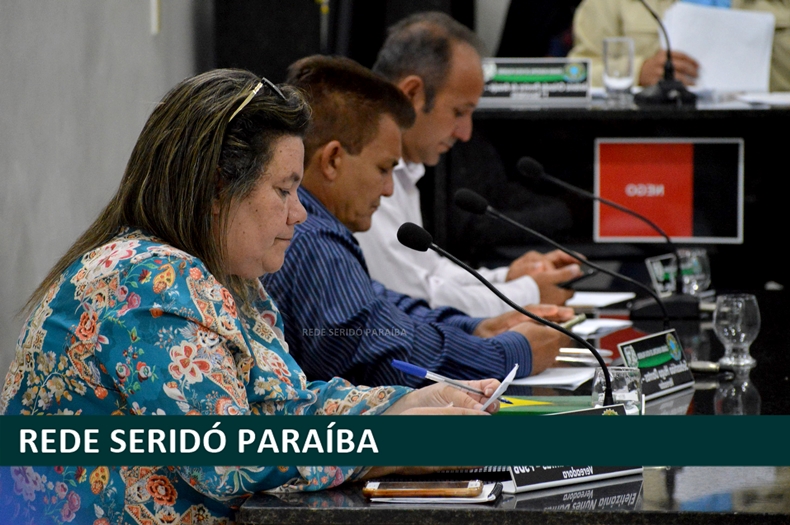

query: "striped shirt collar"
(297, 186), (352, 236)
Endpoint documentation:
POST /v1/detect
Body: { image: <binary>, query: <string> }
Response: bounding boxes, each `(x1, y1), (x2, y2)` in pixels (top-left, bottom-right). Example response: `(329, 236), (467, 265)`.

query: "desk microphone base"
(630, 294), (700, 320)
(634, 79), (697, 108)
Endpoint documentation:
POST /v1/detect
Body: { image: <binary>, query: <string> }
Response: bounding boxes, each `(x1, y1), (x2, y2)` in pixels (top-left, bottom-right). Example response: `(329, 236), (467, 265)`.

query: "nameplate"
(548, 404), (627, 416)
(645, 251), (716, 299)
(618, 329), (695, 400)
(500, 474), (644, 511)
(502, 466), (643, 494)
(479, 57), (591, 107)
(645, 253), (681, 297)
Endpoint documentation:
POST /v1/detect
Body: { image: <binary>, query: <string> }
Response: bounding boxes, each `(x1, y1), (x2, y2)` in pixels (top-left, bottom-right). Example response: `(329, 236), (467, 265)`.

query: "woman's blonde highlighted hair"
(23, 69), (310, 315)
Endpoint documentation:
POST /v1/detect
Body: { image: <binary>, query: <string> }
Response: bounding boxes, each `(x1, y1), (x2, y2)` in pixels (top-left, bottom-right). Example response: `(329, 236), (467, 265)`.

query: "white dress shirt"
(355, 160), (540, 317)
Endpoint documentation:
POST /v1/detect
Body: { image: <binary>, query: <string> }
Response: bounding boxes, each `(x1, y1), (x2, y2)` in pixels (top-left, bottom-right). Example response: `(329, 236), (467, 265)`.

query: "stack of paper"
(566, 291), (635, 309)
(663, 3), (775, 92)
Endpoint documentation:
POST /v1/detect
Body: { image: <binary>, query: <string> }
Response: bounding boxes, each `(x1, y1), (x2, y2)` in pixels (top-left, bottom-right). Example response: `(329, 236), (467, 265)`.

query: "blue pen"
(391, 360), (513, 404)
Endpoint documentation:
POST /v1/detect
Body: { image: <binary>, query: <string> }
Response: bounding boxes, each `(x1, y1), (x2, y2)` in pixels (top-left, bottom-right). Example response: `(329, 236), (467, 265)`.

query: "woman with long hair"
(0, 69), (499, 524)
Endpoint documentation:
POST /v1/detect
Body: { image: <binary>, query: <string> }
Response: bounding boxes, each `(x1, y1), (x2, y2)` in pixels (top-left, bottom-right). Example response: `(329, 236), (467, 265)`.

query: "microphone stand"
(427, 242), (615, 407)
(481, 205), (671, 330)
(521, 167), (700, 319)
(633, 0), (696, 108)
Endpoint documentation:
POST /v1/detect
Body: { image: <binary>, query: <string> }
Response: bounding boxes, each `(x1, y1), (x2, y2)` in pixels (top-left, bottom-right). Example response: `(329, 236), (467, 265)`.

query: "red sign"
(598, 142), (694, 238)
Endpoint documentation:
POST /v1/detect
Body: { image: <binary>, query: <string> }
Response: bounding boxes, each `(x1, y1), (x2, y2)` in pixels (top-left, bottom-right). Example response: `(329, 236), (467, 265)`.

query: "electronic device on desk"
(363, 480), (483, 498)
(558, 268), (599, 290)
(363, 480), (503, 504)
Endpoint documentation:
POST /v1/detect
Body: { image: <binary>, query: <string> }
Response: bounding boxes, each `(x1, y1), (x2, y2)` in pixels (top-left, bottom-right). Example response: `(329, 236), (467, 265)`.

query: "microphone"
(515, 157), (700, 319)
(455, 188), (671, 329)
(397, 221), (615, 406)
(633, 0), (696, 107)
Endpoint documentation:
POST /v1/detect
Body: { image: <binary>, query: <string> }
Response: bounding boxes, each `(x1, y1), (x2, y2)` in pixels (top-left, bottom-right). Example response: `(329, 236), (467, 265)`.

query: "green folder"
(496, 396), (594, 415)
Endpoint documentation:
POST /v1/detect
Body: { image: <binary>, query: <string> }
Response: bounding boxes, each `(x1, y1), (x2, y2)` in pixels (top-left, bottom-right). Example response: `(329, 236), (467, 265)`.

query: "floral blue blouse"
(0, 230), (410, 524)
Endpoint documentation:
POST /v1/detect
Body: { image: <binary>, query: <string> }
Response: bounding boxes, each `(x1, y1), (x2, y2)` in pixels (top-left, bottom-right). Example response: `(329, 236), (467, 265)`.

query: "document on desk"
(370, 482), (502, 504)
(565, 291), (635, 309)
(663, 3), (775, 92)
(572, 318), (633, 338)
(510, 367), (596, 390)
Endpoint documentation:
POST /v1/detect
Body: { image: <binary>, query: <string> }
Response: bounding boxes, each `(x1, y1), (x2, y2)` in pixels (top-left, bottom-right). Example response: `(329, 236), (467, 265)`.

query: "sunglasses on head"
(228, 76), (286, 123)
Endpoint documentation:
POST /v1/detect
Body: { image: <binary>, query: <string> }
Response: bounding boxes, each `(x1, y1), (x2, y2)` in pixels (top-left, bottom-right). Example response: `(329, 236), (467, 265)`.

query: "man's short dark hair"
(373, 11), (485, 112)
(286, 55), (416, 162)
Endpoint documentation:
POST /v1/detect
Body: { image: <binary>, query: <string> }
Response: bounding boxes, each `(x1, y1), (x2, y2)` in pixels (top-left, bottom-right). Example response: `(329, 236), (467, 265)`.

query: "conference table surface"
(237, 286), (790, 523)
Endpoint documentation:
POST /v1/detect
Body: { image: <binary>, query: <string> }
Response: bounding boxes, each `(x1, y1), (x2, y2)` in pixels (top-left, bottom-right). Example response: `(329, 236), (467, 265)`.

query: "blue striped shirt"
(262, 188), (532, 388)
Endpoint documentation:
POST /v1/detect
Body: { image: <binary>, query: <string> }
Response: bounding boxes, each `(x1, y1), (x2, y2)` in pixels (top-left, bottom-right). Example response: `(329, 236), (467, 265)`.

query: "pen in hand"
(391, 360), (513, 405)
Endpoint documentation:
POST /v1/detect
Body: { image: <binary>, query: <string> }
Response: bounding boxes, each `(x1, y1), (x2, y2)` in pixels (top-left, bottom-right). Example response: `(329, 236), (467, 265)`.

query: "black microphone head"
(454, 189), (489, 215)
(516, 157), (545, 184)
(397, 222), (433, 252)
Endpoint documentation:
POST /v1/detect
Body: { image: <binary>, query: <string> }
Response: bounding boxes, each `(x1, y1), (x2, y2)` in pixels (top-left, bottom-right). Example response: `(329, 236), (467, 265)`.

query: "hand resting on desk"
(473, 305), (575, 338)
(506, 249), (584, 306)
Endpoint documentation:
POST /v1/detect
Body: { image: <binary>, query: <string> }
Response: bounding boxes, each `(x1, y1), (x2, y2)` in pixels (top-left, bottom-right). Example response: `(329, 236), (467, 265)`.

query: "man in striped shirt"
(262, 55), (573, 388)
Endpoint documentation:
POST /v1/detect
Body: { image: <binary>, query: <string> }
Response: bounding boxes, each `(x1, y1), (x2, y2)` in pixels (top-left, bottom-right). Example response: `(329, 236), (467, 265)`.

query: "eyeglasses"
(228, 76), (287, 123)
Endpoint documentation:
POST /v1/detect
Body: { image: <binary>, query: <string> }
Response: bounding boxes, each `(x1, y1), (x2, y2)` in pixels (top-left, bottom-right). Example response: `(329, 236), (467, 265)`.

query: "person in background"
(0, 69), (502, 523)
(568, 0), (790, 91)
(264, 55), (574, 389)
(497, 0), (583, 58)
(354, 11), (584, 319)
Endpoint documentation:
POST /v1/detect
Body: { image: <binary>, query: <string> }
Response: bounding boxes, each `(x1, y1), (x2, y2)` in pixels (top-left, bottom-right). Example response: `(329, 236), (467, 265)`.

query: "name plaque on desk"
(502, 466), (643, 494)
(619, 329), (695, 400)
(479, 58), (591, 107)
(499, 474), (644, 511)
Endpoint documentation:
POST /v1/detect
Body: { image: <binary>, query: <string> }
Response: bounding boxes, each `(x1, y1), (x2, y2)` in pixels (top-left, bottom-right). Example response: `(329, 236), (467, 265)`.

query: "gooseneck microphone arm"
(518, 157), (685, 297)
(633, 0), (696, 106)
(397, 222), (614, 406)
(639, 0), (675, 82)
(455, 188), (671, 330)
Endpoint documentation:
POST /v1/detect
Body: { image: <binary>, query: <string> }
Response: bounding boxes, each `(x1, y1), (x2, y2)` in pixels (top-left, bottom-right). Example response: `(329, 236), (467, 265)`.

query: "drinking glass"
(603, 37), (635, 105)
(714, 365), (761, 415)
(713, 294), (760, 367)
(678, 248), (711, 296)
(591, 366), (642, 415)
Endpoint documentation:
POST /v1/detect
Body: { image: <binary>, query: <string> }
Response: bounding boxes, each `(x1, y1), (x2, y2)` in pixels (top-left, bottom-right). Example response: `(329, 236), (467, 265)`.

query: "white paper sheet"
(571, 318), (633, 337)
(737, 92), (790, 106)
(663, 3), (775, 92)
(510, 367), (596, 390)
(565, 291), (635, 309)
(481, 363), (518, 410)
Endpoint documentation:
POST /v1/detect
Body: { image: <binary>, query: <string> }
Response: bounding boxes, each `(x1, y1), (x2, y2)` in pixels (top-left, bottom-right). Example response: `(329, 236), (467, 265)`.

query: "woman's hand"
(384, 379), (501, 415)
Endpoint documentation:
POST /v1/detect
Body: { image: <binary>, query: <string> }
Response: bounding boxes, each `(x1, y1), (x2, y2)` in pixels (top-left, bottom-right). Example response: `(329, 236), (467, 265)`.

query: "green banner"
(1, 416), (789, 467)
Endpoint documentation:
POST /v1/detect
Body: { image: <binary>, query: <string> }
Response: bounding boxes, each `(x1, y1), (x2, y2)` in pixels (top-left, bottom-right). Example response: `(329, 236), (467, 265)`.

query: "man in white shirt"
(355, 11), (583, 318)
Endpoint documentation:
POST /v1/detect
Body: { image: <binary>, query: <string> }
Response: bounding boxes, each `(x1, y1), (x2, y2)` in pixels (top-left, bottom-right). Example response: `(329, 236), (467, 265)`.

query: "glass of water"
(591, 366), (642, 415)
(603, 37), (635, 106)
(714, 294), (760, 367)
